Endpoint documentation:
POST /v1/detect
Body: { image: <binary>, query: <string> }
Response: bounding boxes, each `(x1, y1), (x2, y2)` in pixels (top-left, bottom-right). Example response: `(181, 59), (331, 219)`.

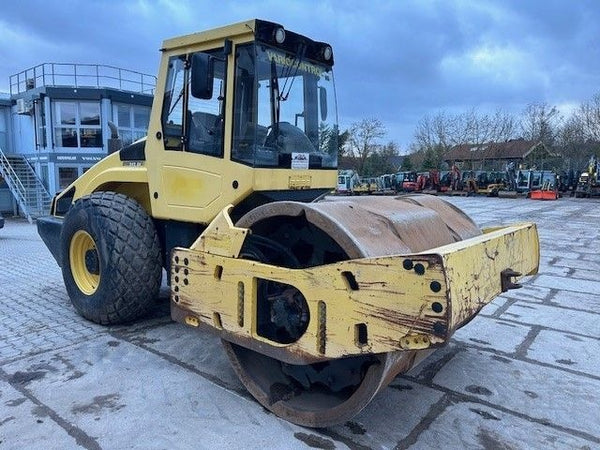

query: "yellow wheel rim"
(69, 230), (100, 295)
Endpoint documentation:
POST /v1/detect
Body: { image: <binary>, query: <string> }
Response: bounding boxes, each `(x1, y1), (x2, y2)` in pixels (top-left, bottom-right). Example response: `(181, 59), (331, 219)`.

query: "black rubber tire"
(60, 192), (162, 325)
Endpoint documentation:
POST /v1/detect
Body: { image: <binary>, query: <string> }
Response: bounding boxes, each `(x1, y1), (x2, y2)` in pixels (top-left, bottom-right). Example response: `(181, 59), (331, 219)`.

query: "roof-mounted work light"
(273, 27), (286, 44)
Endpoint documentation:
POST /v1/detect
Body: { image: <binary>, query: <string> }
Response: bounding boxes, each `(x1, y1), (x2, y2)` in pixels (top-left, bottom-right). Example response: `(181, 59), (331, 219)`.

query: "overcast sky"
(1, 0), (598, 150)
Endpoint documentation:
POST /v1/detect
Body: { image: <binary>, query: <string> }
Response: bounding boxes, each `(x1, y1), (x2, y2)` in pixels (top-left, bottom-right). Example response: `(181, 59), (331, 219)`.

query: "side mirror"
(191, 53), (214, 99)
(319, 86), (328, 121)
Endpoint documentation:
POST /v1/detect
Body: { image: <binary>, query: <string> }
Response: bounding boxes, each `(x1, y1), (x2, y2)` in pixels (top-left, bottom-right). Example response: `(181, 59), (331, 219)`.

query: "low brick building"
(444, 139), (560, 171)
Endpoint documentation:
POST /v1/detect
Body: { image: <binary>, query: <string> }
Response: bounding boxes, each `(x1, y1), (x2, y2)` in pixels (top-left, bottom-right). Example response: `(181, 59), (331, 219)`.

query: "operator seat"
(188, 111), (222, 155)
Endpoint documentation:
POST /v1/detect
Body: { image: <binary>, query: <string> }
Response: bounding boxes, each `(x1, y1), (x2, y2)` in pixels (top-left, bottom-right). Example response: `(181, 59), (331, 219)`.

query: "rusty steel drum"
(222, 194), (481, 427)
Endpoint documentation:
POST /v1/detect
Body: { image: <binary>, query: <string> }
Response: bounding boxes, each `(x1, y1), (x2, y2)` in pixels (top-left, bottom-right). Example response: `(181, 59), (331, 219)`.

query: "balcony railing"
(10, 63), (156, 95)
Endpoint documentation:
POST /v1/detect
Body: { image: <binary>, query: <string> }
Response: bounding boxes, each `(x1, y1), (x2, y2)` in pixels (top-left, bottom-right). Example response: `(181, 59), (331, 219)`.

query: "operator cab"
(160, 20), (338, 170)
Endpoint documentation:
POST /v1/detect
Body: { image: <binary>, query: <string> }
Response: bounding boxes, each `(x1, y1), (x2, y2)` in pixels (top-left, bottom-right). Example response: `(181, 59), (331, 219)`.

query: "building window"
(53, 101), (102, 148)
(79, 102), (102, 147)
(112, 103), (150, 146)
(58, 167), (78, 189)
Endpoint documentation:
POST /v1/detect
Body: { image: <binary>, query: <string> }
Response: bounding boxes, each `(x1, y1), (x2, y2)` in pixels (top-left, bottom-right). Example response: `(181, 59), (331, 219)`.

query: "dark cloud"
(1, 0), (598, 148)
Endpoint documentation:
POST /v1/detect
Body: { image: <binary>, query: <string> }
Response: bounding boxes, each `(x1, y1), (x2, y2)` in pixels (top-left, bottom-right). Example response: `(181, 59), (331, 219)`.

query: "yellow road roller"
(37, 19), (539, 427)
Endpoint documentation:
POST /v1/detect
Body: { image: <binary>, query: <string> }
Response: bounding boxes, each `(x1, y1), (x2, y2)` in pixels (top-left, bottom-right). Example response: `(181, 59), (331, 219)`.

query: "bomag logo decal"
(265, 50), (323, 76)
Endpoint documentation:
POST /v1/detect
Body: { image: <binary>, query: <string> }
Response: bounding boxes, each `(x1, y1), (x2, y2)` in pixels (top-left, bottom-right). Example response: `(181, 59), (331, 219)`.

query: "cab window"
(161, 49), (226, 156)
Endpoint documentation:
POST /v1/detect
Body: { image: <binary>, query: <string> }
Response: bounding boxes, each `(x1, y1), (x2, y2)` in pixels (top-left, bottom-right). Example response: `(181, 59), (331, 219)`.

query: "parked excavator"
(336, 169), (363, 195)
(37, 19), (539, 427)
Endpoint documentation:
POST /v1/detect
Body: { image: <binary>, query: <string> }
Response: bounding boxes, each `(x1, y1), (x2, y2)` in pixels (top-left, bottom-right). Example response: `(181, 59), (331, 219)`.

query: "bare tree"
(556, 94), (600, 169)
(413, 108), (518, 169)
(348, 118), (386, 174)
(520, 102), (561, 147)
(490, 109), (519, 142)
(414, 111), (453, 152)
(415, 108), (517, 149)
(461, 108), (517, 145)
(556, 116), (589, 170)
(572, 94), (600, 142)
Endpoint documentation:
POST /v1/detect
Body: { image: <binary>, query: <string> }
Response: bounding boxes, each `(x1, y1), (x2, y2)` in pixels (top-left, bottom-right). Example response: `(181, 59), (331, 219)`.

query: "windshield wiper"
(280, 45), (305, 102)
(269, 46), (306, 132)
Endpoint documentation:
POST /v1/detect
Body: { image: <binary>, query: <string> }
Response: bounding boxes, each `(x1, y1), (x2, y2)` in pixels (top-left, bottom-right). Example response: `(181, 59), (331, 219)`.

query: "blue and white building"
(0, 63), (155, 220)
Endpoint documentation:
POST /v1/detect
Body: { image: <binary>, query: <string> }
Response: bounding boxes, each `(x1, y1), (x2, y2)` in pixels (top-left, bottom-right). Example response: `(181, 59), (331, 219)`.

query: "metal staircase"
(0, 147), (52, 223)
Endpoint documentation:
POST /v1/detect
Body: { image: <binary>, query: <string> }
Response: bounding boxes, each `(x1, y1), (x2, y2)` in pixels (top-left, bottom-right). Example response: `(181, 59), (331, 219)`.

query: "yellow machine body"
(38, 19), (541, 427)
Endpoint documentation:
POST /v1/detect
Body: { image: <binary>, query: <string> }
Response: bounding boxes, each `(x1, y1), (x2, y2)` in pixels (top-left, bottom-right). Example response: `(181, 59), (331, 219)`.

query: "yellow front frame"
(170, 206), (539, 364)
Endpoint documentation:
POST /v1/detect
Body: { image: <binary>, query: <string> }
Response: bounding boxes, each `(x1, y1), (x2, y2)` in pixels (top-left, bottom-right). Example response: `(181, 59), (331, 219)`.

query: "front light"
(274, 27), (286, 44)
(322, 45), (332, 61)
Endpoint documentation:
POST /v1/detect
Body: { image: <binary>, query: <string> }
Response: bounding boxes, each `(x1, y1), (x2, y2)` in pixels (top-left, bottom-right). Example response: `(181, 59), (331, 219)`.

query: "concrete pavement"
(1, 196), (599, 449)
